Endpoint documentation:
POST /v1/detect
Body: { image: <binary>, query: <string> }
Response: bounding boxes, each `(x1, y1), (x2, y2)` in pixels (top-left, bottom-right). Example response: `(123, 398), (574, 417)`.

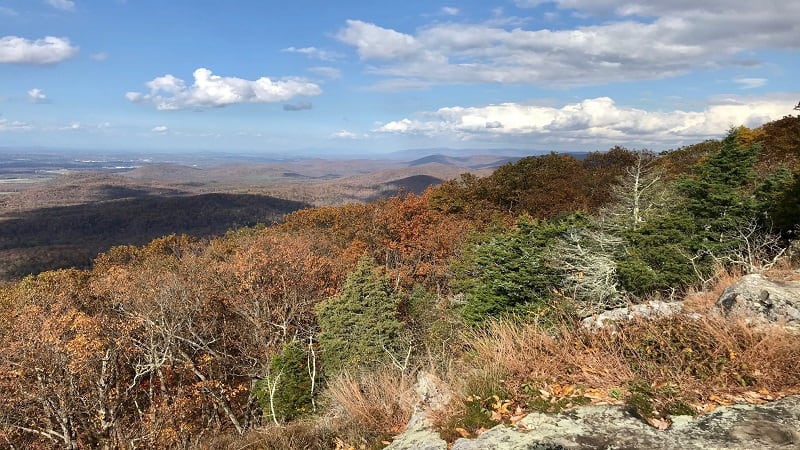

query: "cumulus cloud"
(151, 125), (168, 133)
(336, 1), (800, 88)
(734, 77), (767, 89)
(283, 102), (312, 111)
(282, 46), (342, 61)
(375, 95), (795, 148)
(27, 88), (48, 103)
(336, 20), (421, 60)
(46, 0), (75, 11)
(127, 68), (322, 110)
(441, 7), (460, 16)
(0, 36), (78, 65)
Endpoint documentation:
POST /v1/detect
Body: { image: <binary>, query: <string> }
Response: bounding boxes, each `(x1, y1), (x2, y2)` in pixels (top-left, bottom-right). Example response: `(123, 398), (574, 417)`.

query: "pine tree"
(316, 256), (403, 375)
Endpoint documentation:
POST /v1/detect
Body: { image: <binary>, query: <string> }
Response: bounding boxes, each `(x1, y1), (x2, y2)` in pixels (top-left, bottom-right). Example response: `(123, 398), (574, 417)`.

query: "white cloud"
(332, 130), (366, 139)
(60, 122), (81, 130)
(46, 0), (75, 11)
(336, 20), (421, 60)
(441, 7), (460, 16)
(375, 95), (795, 148)
(90, 52), (108, 61)
(336, 1), (800, 88)
(734, 77), (767, 89)
(0, 118), (30, 131)
(27, 88), (47, 103)
(282, 46), (342, 61)
(127, 68), (322, 110)
(309, 66), (341, 79)
(0, 36), (78, 65)
(151, 125), (168, 133)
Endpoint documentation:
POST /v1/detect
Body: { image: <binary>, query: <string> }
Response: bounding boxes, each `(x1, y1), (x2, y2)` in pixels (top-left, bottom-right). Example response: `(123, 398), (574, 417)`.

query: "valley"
(0, 150), (508, 280)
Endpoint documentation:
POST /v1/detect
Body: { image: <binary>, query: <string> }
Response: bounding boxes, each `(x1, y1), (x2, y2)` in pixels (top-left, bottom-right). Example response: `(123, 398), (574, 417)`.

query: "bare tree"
(550, 227), (627, 313)
(602, 151), (669, 232)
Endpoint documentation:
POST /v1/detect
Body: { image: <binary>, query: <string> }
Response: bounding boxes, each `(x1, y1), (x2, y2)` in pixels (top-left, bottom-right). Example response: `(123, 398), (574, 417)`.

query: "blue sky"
(0, 0), (798, 155)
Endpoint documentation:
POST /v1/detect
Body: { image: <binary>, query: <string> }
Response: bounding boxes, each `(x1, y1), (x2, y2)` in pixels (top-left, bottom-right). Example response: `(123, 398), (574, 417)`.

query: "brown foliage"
(463, 313), (800, 413)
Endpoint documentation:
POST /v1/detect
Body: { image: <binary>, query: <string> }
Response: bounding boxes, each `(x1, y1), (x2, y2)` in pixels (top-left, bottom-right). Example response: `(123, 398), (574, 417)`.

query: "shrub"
(316, 255), (404, 375)
(455, 216), (581, 324)
(254, 340), (318, 422)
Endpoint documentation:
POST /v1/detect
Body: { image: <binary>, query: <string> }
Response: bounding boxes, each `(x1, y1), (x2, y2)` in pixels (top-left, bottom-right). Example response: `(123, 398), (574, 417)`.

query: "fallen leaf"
(538, 389), (551, 399)
(454, 427), (470, 438)
(510, 413), (528, 425)
(646, 416), (672, 430)
(708, 394), (733, 406)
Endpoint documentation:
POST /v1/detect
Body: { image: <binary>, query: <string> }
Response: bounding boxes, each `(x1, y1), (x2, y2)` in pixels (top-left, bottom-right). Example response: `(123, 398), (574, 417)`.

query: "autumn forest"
(1, 116), (800, 449)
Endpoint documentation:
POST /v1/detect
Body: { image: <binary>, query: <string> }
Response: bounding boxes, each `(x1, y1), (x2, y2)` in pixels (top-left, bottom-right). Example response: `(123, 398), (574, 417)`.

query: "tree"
(678, 127), (759, 251)
(601, 151), (668, 232)
(550, 227), (626, 312)
(455, 216), (581, 323)
(254, 340), (318, 423)
(316, 256), (404, 375)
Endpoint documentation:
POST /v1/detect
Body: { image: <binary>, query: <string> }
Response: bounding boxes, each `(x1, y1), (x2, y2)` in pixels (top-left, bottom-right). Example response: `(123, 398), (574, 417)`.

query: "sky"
(0, 0), (798, 156)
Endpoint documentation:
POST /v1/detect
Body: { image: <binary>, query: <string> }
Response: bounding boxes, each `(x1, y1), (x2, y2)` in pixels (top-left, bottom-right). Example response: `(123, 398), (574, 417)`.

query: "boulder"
(716, 274), (800, 325)
(581, 300), (684, 331)
(384, 372), (450, 450)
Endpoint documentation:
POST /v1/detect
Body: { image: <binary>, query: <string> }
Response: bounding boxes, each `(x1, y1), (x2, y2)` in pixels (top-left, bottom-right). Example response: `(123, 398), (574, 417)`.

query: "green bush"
(316, 255), (404, 375)
(254, 340), (317, 422)
(454, 216), (582, 324)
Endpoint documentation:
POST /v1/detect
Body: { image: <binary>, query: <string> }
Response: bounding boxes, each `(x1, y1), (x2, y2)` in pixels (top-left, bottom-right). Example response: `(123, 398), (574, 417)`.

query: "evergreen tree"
(455, 216), (581, 323)
(678, 127), (759, 252)
(254, 340), (317, 422)
(316, 256), (404, 375)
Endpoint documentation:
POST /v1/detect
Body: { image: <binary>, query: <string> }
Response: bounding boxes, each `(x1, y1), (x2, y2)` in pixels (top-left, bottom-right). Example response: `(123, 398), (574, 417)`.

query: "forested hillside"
(1, 117), (799, 449)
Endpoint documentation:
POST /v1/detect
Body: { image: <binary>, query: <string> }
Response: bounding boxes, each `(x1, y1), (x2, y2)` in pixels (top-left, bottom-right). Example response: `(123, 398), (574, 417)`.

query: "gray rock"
(581, 300), (684, 331)
(716, 274), (800, 324)
(384, 411), (448, 450)
(384, 372), (450, 450)
(448, 396), (800, 450)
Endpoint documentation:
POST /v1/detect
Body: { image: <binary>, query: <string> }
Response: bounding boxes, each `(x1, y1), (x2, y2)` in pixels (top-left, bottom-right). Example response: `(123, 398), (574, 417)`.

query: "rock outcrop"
(388, 396), (800, 450)
(451, 396), (800, 449)
(385, 372), (450, 450)
(581, 300), (684, 331)
(716, 273), (800, 325)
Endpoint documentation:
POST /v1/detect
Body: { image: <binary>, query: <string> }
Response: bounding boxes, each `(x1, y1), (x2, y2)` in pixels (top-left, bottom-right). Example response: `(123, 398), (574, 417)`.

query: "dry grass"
(200, 421), (335, 450)
(682, 266), (743, 312)
(325, 367), (417, 437)
(462, 313), (800, 410)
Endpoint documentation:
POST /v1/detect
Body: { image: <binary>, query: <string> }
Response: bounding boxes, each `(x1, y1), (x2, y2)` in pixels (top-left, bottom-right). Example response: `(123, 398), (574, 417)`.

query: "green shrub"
(316, 255), (404, 375)
(455, 216), (582, 324)
(254, 340), (317, 422)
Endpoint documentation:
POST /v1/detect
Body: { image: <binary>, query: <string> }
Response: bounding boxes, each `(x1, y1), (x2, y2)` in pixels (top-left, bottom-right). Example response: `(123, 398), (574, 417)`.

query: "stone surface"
(448, 396), (800, 450)
(384, 412), (448, 450)
(384, 372), (450, 450)
(581, 300), (684, 331)
(716, 273), (800, 324)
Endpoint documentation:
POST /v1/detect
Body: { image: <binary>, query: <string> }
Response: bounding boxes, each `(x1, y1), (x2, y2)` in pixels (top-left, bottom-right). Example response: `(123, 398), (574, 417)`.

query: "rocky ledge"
(388, 395), (800, 450)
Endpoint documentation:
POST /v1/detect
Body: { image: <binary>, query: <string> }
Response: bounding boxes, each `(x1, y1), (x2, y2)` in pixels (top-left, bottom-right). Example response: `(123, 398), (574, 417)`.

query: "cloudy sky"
(1, 0), (798, 155)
